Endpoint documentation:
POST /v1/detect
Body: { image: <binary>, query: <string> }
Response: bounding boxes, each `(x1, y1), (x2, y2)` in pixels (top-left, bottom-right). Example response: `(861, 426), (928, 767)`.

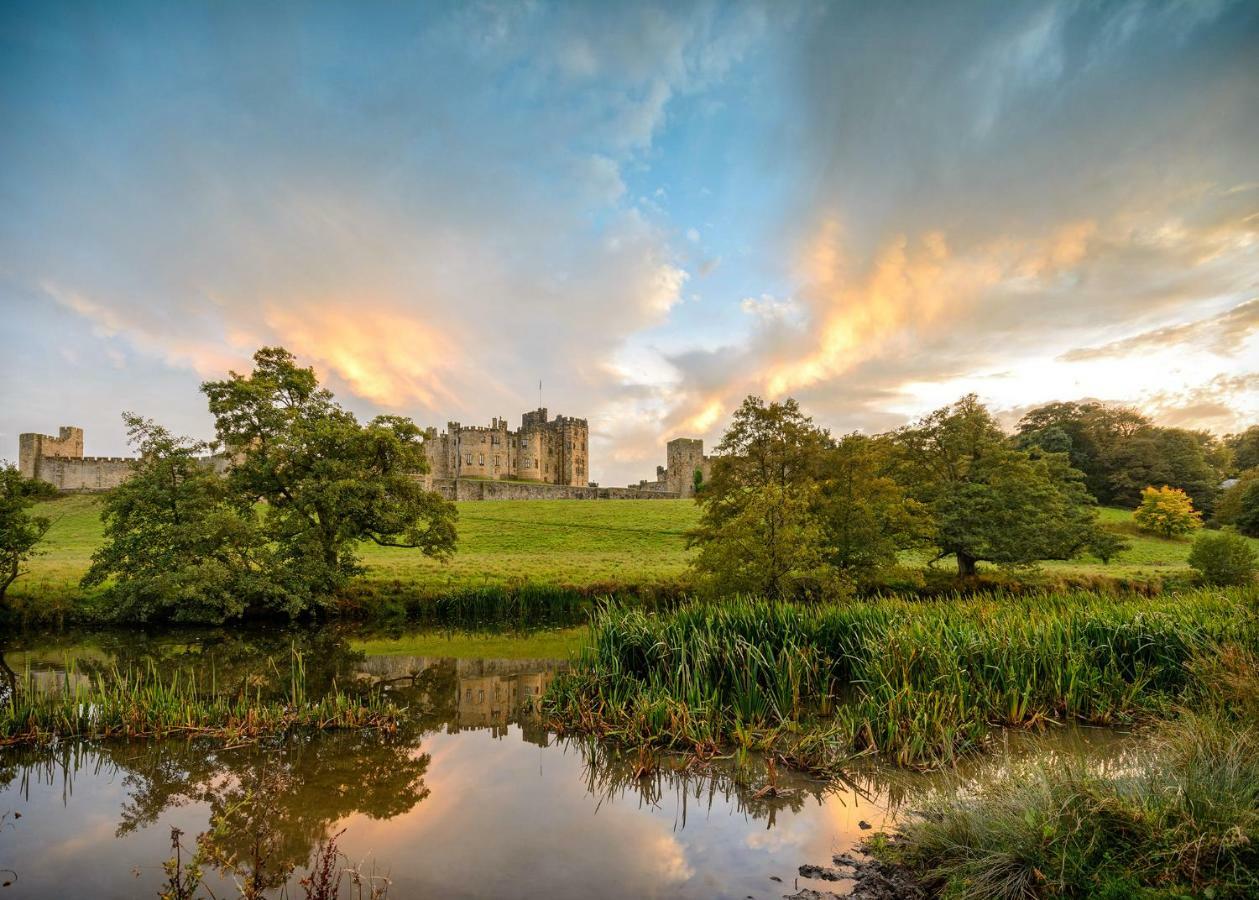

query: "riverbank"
(10, 494), (1249, 625)
(861, 645), (1259, 899)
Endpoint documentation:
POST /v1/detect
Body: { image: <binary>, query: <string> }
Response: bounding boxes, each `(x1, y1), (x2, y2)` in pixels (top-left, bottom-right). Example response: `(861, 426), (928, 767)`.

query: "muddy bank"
(786, 845), (926, 900)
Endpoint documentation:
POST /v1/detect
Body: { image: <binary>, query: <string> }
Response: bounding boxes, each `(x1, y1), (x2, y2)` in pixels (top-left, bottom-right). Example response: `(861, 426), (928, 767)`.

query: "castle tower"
(665, 437), (710, 498)
(18, 426), (84, 480)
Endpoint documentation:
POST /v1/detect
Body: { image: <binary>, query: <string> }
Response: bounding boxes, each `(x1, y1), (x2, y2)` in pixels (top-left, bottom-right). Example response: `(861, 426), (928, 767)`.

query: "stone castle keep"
(423, 408), (589, 486)
(19, 412), (709, 500)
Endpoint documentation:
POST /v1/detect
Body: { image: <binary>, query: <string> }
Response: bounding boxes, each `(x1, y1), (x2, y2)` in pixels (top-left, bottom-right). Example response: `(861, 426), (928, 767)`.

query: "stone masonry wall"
(18, 426), (83, 479)
(19, 425), (232, 492)
(425, 477), (679, 501)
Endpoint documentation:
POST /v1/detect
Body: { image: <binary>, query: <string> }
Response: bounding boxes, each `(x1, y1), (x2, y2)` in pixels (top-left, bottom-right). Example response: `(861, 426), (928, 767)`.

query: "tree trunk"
(956, 551), (978, 577)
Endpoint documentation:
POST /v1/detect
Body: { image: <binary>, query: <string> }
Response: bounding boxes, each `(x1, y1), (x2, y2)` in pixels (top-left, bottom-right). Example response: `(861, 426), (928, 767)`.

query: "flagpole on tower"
(539, 379), (542, 410)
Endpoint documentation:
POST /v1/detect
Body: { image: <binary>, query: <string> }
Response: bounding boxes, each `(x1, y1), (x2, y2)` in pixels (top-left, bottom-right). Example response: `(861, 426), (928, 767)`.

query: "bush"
(1188, 530), (1258, 586)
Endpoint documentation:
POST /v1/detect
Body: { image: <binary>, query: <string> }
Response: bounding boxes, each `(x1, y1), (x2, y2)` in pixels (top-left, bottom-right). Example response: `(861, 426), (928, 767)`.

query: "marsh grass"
(544, 588), (1259, 770)
(885, 645), (1259, 898)
(0, 650), (400, 746)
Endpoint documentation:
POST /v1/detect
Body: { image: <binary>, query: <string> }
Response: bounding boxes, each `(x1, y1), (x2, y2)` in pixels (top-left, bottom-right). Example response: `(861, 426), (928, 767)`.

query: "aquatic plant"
(885, 645), (1259, 898)
(0, 649), (400, 746)
(544, 587), (1259, 769)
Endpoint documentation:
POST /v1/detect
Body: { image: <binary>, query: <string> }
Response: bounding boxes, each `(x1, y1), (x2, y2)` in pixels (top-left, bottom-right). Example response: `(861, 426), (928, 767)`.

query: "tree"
(816, 433), (929, 578)
(1217, 474), (1259, 538)
(1132, 485), (1202, 538)
(81, 415), (272, 623)
(1086, 529), (1130, 565)
(1016, 401), (1148, 505)
(688, 396), (830, 599)
(898, 395), (1103, 576)
(1228, 426), (1259, 474)
(201, 347), (457, 602)
(1188, 530), (1257, 586)
(1104, 428), (1219, 515)
(0, 464), (51, 608)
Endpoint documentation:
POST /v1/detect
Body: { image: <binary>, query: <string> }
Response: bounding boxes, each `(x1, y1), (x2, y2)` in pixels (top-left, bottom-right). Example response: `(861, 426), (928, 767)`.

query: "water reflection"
(0, 626), (1140, 899)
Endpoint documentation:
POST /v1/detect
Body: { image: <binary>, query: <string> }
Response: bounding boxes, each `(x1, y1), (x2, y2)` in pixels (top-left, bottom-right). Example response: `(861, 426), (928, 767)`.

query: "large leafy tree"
(81, 415), (271, 622)
(1016, 401), (1148, 505)
(816, 433), (929, 578)
(1218, 473), (1259, 537)
(1104, 428), (1219, 515)
(898, 395), (1103, 576)
(1228, 426), (1259, 474)
(0, 464), (52, 608)
(201, 347), (457, 601)
(688, 396), (830, 599)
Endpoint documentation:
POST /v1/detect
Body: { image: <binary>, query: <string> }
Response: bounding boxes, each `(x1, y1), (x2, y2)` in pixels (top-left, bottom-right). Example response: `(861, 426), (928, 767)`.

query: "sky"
(2, 0), (1257, 486)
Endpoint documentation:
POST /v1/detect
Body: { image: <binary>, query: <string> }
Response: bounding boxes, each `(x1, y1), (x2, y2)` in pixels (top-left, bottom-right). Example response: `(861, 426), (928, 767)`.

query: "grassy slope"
(14, 495), (1258, 604)
(13, 495), (701, 602)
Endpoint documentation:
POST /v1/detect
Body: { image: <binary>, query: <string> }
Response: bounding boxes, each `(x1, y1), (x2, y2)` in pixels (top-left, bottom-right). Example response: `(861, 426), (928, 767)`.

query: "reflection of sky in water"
(0, 635), (1137, 899)
(0, 723), (888, 899)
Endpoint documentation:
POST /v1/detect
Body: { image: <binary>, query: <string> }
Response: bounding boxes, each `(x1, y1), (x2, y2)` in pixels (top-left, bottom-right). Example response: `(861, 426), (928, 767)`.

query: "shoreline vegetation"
(8, 494), (1253, 626)
(0, 650), (401, 747)
(872, 646), (1259, 898)
(543, 587), (1257, 771)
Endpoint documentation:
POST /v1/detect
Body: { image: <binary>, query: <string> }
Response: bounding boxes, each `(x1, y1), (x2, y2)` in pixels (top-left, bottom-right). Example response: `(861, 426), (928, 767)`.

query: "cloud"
(2, 0), (1257, 487)
(1060, 298), (1259, 362)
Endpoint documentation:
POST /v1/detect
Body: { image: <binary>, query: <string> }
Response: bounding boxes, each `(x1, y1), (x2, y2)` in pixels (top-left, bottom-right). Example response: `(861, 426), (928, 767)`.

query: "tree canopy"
(81, 415), (272, 622)
(688, 396), (830, 599)
(897, 395), (1105, 576)
(201, 347), (457, 603)
(0, 464), (51, 607)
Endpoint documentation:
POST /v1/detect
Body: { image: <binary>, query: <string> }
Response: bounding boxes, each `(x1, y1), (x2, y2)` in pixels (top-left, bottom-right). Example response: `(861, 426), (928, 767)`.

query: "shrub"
(1133, 485), (1202, 538)
(1188, 530), (1258, 586)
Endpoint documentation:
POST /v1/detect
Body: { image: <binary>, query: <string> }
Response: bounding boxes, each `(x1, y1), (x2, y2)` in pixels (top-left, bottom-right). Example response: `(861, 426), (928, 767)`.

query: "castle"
(423, 408), (589, 486)
(19, 426), (135, 491)
(18, 425), (231, 491)
(19, 413), (710, 500)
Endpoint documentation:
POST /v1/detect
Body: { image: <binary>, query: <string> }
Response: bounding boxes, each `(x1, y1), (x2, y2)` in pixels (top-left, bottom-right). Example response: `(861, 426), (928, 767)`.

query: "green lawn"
(13, 494), (1255, 609)
(13, 495), (702, 604)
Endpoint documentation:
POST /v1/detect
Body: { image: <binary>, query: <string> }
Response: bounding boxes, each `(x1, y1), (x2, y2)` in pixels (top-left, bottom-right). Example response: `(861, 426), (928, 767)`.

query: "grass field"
(10, 495), (702, 608)
(11, 494), (1257, 612)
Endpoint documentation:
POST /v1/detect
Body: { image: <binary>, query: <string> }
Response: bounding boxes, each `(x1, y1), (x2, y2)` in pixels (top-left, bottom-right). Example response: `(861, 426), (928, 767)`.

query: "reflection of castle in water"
(356, 655), (562, 742)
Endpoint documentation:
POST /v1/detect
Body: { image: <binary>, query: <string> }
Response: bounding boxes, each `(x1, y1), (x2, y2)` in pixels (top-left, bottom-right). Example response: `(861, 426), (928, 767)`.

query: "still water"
(0, 626), (1131, 899)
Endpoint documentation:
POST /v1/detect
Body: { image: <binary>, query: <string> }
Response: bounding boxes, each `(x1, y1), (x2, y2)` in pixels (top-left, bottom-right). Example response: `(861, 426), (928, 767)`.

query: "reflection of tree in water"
(103, 726), (430, 883)
(0, 726), (429, 891)
(574, 739), (838, 829)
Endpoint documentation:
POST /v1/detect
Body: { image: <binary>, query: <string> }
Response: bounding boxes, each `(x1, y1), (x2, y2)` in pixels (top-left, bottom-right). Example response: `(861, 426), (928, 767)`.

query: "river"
(0, 625), (1133, 899)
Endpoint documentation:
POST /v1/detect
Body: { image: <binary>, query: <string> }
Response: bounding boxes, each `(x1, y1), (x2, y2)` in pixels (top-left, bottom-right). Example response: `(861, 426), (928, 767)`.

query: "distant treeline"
(1014, 400), (1255, 516)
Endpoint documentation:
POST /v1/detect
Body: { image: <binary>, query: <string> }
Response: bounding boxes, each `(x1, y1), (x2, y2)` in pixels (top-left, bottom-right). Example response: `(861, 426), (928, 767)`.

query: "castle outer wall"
(19, 426), (134, 490)
(424, 477), (677, 501)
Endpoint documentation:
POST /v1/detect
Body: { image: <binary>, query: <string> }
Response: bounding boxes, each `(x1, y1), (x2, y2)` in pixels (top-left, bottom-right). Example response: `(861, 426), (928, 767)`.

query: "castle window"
(494, 454), (500, 467)
(465, 453), (472, 465)
(478, 453), (484, 465)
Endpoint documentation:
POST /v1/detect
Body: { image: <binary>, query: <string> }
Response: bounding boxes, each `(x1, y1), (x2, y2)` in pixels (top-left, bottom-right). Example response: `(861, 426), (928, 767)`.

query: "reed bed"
(883, 645), (1259, 898)
(0, 651), (400, 746)
(543, 587), (1259, 770)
